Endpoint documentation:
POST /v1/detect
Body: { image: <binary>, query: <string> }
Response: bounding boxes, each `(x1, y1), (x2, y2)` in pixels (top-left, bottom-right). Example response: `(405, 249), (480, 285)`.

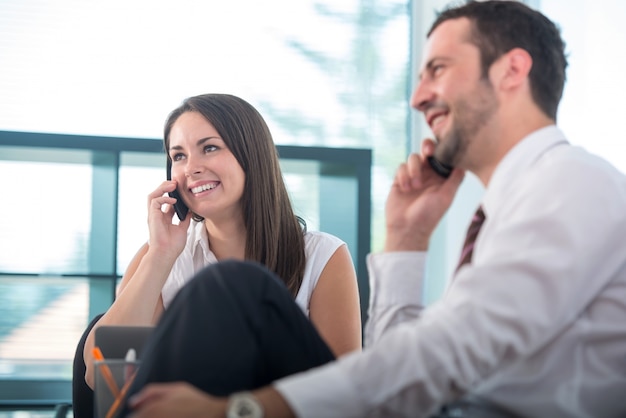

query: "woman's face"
(167, 111), (246, 221)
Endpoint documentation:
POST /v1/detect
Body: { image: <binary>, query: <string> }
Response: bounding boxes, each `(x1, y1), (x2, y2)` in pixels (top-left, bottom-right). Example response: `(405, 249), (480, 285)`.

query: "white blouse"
(161, 221), (345, 317)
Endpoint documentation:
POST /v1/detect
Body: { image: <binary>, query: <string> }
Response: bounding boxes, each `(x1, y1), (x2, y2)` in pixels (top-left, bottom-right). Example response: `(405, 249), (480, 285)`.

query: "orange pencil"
(105, 348), (138, 418)
(92, 347), (121, 398)
(105, 369), (137, 418)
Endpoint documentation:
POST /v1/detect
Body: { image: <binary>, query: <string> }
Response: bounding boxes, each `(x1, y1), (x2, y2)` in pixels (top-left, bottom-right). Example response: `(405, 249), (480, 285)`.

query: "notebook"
(94, 325), (154, 360)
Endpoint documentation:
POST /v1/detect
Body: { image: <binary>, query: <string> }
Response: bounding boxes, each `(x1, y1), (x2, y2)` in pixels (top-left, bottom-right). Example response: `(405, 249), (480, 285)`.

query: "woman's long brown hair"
(164, 94), (306, 296)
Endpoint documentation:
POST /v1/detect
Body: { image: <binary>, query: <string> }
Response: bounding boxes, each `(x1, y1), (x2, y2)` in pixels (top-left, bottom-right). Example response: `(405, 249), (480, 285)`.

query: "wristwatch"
(226, 392), (264, 418)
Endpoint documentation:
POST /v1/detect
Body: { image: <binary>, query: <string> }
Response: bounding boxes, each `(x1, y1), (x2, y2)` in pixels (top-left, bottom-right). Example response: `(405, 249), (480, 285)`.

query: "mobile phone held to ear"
(166, 159), (189, 220)
(427, 156), (453, 179)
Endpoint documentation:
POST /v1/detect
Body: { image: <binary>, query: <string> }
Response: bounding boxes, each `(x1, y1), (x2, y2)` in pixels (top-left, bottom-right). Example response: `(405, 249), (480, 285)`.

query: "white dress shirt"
(274, 126), (626, 417)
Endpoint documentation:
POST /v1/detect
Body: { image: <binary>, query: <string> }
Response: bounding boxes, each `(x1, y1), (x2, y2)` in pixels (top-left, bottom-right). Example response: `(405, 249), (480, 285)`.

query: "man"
(124, 1), (626, 417)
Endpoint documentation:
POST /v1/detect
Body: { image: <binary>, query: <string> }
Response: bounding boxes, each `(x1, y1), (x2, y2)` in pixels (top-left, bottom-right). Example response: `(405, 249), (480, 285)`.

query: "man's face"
(411, 18), (499, 169)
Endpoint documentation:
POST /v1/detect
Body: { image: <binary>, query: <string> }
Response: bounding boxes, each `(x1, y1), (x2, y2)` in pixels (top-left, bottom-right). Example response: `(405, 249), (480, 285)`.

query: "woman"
(83, 94), (361, 389)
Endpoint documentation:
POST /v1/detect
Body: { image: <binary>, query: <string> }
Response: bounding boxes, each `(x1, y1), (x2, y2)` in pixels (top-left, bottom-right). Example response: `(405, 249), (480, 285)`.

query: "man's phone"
(427, 156), (453, 178)
(166, 159), (189, 220)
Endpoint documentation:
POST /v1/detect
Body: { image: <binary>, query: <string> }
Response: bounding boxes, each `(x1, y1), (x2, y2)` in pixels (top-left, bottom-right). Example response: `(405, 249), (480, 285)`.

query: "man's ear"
(493, 47), (533, 91)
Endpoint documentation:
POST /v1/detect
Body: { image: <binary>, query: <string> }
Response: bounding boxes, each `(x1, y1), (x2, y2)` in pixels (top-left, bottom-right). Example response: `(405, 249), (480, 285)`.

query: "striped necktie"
(456, 206), (485, 272)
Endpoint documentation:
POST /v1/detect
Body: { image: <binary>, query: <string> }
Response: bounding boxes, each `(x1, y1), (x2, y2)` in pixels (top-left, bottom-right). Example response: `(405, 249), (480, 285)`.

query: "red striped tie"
(456, 206), (485, 272)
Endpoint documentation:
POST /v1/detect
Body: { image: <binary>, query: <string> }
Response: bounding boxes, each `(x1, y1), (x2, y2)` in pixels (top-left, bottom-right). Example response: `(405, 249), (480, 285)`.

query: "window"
(0, 0), (406, 407)
(0, 132), (371, 406)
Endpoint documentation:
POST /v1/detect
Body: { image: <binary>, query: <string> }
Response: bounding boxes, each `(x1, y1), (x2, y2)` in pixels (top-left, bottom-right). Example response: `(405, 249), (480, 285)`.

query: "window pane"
(0, 0), (407, 404)
(0, 149), (93, 274)
(0, 276), (88, 379)
(117, 152), (164, 275)
(282, 160), (322, 231)
(116, 154), (363, 275)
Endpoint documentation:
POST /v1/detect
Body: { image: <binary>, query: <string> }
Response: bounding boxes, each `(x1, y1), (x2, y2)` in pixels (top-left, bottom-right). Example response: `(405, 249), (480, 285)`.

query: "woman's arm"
(82, 243), (175, 388)
(117, 242), (166, 323)
(308, 244), (362, 357)
(83, 181), (191, 388)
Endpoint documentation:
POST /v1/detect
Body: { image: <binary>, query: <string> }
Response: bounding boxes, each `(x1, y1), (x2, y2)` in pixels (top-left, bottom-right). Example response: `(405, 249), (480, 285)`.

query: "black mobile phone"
(427, 156), (453, 179)
(166, 159), (189, 220)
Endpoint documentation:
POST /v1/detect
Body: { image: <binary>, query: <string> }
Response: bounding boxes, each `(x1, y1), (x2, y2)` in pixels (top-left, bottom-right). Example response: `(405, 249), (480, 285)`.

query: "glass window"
(0, 149), (93, 274)
(0, 134), (371, 407)
(0, 0), (409, 249)
(117, 153), (164, 274)
(0, 0), (407, 406)
(0, 276), (88, 380)
(0, 148), (95, 382)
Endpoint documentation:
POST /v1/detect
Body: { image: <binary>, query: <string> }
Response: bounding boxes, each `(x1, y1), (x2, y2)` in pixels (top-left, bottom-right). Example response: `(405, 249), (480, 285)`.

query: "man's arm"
(364, 252), (427, 346)
(364, 140), (464, 345)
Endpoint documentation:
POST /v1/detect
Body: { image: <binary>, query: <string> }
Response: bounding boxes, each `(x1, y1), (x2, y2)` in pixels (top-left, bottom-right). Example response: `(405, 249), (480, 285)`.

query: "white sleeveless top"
(161, 220), (346, 317)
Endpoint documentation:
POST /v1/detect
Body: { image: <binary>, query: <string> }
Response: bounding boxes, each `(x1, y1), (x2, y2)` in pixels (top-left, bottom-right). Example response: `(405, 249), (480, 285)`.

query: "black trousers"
(123, 260), (335, 410)
(117, 260), (519, 417)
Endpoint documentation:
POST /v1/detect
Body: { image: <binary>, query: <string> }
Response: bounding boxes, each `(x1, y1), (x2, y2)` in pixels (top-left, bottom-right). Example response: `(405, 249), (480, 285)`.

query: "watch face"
(227, 393), (263, 418)
(236, 400), (256, 417)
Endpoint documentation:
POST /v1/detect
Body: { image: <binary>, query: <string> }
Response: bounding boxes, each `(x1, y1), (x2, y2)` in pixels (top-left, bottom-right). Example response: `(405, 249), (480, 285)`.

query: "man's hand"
(384, 139), (464, 252)
(128, 382), (227, 418)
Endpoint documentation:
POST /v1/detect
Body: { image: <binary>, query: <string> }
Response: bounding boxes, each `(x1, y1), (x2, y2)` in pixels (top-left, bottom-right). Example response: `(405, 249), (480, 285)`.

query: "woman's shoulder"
(297, 231), (347, 312)
(303, 230), (345, 247)
(303, 230), (346, 261)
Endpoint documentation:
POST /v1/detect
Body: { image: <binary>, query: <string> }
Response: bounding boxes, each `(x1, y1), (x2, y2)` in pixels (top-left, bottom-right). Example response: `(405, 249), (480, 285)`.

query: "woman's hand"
(146, 181), (192, 260)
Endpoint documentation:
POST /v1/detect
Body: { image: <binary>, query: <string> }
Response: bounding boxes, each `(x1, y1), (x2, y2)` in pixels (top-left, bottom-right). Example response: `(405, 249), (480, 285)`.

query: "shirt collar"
(190, 220), (211, 259)
(482, 125), (568, 218)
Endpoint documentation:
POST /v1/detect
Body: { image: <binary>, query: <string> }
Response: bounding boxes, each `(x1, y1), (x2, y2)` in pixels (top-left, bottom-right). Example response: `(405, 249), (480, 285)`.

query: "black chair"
(72, 313), (104, 418)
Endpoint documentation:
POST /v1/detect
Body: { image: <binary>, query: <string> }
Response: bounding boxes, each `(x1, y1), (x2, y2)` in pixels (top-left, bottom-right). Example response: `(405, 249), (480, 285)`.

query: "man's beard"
(434, 79), (498, 168)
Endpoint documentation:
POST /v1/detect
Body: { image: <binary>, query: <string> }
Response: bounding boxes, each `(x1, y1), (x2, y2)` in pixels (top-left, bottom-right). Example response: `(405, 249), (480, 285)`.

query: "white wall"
(541, 0), (626, 175)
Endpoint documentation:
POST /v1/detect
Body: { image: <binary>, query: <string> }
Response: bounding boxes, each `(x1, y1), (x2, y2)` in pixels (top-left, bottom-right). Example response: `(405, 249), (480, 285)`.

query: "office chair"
(71, 313), (104, 418)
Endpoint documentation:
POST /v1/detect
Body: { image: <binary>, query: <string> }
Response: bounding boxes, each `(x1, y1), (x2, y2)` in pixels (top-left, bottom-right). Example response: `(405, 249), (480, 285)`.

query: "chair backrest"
(72, 313), (103, 418)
